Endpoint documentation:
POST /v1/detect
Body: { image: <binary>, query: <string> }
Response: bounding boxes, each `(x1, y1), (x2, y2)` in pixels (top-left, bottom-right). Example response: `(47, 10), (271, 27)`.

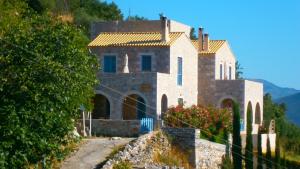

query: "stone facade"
(90, 19), (191, 39)
(90, 28), (198, 121)
(80, 119), (140, 137)
(89, 17), (264, 135)
(198, 42), (264, 134)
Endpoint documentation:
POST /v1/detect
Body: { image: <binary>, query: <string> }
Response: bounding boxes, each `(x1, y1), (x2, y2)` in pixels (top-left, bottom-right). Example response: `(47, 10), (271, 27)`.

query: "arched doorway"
(221, 98), (234, 112)
(93, 94), (110, 119)
(161, 94), (168, 119)
(255, 103), (261, 124)
(122, 94), (146, 120)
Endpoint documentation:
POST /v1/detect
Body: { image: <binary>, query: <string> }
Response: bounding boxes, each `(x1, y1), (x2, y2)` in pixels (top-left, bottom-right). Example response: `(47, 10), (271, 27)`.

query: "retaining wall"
(77, 119), (140, 137)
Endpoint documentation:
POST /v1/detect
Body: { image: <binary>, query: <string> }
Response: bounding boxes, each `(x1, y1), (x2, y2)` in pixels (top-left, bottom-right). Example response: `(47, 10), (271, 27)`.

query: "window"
(141, 55), (152, 71)
(177, 57), (183, 86)
(178, 98), (184, 106)
(103, 55), (116, 73)
(220, 64), (223, 80)
(229, 66), (232, 80)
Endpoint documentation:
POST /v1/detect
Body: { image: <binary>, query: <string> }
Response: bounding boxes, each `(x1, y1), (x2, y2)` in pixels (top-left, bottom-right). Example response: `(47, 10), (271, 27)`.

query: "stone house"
(88, 16), (263, 135)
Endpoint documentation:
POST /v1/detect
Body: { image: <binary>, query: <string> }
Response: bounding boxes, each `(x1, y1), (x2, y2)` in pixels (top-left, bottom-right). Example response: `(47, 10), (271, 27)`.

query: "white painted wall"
(156, 34), (198, 118)
(215, 42), (236, 80)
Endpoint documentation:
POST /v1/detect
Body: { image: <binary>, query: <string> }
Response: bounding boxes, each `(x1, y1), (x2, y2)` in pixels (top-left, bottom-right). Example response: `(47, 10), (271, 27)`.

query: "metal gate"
(140, 118), (153, 133)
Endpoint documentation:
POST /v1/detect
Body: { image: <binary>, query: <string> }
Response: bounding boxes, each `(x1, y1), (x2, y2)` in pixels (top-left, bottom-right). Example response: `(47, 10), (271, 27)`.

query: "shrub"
(153, 145), (192, 169)
(163, 105), (232, 143)
(113, 160), (132, 169)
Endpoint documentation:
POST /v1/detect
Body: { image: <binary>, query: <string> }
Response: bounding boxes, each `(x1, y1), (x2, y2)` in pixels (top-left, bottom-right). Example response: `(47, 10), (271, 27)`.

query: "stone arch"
(220, 98), (235, 112)
(92, 94), (110, 119)
(122, 94), (146, 120)
(255, 103), (261, 124)
(161, 94), (168, 118)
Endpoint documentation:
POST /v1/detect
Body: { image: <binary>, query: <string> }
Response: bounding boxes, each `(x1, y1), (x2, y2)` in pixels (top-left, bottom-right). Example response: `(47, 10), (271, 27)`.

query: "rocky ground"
(102, 131), (186, 169)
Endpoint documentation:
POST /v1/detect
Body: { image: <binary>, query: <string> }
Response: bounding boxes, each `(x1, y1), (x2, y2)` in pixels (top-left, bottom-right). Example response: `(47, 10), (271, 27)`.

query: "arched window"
(161, 94), (168, 119)
(122, 94), (146, 120)
(93, 94), (110, 119)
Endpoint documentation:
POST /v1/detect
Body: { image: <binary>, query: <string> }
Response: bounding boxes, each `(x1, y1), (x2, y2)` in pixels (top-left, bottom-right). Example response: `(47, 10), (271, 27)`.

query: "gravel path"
(61, 138), (134, 169)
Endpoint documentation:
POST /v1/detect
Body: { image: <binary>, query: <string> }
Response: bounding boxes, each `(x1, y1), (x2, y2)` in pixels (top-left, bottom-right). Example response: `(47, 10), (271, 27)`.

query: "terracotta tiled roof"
(191, 40), (226, 54)
(88, 32), (184, 47)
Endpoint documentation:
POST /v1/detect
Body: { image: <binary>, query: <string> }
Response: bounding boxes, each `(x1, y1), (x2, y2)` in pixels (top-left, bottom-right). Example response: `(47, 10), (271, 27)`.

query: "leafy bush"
(163, 105), (232, 143)
(0, 1), (98, 168)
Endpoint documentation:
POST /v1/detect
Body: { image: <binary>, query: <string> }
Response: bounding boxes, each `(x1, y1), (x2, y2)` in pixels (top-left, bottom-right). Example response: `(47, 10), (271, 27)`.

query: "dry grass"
(112, 160), (132, 169)
(57, 13), (74, 23)
(153, 145), (193, 169)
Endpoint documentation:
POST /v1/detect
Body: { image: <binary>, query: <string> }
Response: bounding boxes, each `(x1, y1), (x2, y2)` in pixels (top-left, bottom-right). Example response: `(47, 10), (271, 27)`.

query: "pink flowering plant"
(163, 105), (232, 143)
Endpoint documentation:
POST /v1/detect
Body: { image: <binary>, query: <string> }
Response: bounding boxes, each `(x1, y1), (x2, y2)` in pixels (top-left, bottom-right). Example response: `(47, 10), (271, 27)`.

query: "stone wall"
(79, 119), (141, 137)
(196, 139), (226, 169)
(90, 19), (191, 40)
(162, 127), (226, 169)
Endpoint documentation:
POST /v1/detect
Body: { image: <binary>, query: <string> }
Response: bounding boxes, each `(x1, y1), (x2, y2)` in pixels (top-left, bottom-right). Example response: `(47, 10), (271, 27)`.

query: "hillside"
(276, 93), (300, 126)
(251, 79), (299, 99)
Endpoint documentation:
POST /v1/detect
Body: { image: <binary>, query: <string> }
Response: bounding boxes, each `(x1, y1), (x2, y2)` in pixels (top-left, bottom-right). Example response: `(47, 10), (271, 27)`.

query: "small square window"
(141, 55), (152, 71)
(103, 55), (116, 73)
(178, 98), (184, 106)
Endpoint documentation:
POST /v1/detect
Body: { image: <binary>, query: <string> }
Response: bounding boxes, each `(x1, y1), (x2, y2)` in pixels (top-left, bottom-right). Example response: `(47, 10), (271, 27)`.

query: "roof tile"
(88, 32), (183, 47)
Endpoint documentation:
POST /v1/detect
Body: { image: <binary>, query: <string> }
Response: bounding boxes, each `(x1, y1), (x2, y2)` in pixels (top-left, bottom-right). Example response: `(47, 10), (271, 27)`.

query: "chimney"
(198, 27), (204, 52)
(203, 33), (210, 51)
(160, 15), (170, 42)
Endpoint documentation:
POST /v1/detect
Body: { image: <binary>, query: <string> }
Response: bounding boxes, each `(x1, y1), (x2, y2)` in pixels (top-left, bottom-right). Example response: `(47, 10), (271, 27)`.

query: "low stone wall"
(162, 127), (226, 169)
(196, 139), (226, 169)
(78, 119), (140, 137)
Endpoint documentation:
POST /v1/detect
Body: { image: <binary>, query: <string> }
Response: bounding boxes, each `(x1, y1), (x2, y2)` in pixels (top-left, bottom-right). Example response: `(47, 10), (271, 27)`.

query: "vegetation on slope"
(264, 93), (300, 166)
(0, 0), (100, 168)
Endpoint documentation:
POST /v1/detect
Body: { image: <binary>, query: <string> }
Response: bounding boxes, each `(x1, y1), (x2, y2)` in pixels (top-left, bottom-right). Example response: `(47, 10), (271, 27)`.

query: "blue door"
(140, 118), (153, 133)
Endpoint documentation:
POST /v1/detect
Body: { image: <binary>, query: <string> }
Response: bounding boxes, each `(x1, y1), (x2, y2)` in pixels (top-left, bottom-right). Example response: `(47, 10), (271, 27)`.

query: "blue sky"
(108, 0), (300, 89)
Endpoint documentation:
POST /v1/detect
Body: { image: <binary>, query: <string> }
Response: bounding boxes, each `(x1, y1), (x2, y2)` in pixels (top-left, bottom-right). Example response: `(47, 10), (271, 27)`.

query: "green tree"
(275, 132), (281, 169)
(245, 106), (253, 169)
(232, 102), (242, 169)
(0, 2), (98, 167)
(235, 61), (243, 79)
(266, 135), (273, 169)
(257, 127), (264, 169)
(126, 15), (148, 21)
(190, 27), (197, 40)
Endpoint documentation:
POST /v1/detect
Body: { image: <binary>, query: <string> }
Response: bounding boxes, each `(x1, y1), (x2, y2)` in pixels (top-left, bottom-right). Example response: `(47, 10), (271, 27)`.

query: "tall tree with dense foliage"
(266, 136), (273, 169)
(25, 0), (123, 35)
(235, 61), (243, 79)
(0, 1), (98, 168)
(245, 106), (253, 169)
(275, 132), (281, 169)
(232, 102), (242, 169)
(257, 127), (264, 169)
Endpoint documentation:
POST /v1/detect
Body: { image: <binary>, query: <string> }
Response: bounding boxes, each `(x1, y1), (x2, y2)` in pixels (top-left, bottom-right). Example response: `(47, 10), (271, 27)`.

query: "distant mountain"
(250, 79), (300, 126)
(275, 93), (300, 126)
(251, 79), (300, 100)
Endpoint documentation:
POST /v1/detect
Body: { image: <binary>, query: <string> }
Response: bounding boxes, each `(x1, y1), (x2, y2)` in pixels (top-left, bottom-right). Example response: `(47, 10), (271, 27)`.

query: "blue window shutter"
(177, 57), (182, 86)
(141, 55), (151, 71)
(104, 55), (116, 73)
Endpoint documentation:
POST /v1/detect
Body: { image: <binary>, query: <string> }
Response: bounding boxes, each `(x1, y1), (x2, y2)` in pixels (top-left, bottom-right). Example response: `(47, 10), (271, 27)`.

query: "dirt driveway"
(60, 138), (134, 169)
